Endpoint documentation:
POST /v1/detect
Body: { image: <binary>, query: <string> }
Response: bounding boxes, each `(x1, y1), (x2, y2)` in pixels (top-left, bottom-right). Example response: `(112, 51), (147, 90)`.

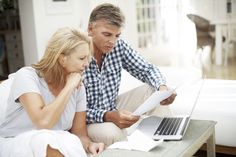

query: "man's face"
(88, 20), (121, 54)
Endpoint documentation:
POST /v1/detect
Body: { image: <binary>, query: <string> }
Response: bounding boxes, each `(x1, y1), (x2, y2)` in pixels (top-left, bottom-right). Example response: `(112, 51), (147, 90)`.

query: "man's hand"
(159, 85), (177, 105)
(104, 110), (140, 129)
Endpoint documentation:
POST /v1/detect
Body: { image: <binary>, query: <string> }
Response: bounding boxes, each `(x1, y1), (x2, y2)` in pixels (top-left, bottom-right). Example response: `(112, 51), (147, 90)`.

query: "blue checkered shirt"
(84, 39), (166, 123)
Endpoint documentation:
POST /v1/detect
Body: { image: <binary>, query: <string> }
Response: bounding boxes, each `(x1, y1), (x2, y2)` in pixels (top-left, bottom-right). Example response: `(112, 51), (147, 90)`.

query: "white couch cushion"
(0, 78), (13, 124)
(171, 79), (236, 147)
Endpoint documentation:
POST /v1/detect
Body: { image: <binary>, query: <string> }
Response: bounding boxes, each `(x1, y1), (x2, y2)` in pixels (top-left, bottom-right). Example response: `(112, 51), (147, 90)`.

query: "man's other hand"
(104, 110), (140, 129)
(159, 85), (177, 105)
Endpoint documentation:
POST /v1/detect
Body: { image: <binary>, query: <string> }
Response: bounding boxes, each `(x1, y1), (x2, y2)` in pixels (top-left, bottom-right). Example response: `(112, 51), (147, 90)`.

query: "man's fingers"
(118, 117), (139, 128)
(160, 92), (177, 105)
(120, 110), (139, 120)
(117, 110), (140, 128)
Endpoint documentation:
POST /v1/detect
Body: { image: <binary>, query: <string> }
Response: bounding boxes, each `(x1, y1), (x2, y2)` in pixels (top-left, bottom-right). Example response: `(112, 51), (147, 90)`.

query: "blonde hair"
(32, 27), (92, 87)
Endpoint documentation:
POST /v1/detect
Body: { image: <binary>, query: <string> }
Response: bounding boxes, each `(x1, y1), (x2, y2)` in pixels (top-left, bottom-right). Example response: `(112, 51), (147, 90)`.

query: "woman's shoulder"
(16, 66), (36, 74)
(9, 67), (39, 83)
(13, 67), (37, 77)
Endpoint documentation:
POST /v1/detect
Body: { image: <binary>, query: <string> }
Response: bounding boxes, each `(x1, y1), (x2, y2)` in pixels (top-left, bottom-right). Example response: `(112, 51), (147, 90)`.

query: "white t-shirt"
(0, 67), (86, 137)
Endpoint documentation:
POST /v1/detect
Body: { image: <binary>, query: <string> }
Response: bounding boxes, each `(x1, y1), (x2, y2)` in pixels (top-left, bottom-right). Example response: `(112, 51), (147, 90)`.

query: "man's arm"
(86, 107), (108, 123)
(120, 40), (176, 105)
(86, 107), (139, 128)
(120, 40), (166, 90)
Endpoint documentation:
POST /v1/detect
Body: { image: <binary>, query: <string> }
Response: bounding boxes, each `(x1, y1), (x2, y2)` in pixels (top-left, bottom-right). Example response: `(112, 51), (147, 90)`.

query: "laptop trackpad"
(137, 116), (162, 138)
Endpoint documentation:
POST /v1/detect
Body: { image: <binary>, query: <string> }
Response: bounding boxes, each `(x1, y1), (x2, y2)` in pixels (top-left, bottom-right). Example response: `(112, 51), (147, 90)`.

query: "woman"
(0, 27), (105, 157)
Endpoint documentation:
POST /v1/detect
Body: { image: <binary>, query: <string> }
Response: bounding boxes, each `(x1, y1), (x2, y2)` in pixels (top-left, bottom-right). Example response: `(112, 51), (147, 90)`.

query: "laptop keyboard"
(154, 117), (183, 136)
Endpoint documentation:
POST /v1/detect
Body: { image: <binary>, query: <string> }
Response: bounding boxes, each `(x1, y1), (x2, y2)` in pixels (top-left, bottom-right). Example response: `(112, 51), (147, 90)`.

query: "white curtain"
(157, 0), (197, 67)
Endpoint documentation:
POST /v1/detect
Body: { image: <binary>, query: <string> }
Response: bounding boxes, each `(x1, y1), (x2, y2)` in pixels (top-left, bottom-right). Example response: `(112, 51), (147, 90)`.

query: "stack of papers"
(108, 130), (163, 152)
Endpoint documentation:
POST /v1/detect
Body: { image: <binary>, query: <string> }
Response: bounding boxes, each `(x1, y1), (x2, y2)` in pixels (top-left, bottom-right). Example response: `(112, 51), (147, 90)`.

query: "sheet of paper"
(108, 141), (132, 150)
(108, 130), (163, 152)
(132, 90), (174, 116)
(126, 115), (147, 135)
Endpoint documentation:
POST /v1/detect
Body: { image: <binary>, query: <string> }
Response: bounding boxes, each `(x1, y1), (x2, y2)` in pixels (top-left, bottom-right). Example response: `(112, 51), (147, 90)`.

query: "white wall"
(186, 0), (215, 21)
(118, 0), (138, 49)
(19, 0), (87, 66)
(18, 0), (233, 66)
(19, 0), (138, 65)
(18, 0), (38, 66)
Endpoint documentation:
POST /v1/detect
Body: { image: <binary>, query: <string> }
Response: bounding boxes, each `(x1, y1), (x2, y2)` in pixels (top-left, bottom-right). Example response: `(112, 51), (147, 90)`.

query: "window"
(136, 0), (159, 48)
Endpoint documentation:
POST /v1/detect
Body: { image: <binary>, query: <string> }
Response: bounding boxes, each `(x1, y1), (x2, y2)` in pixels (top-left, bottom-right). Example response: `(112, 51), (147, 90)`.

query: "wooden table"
(98, 120), (216, 157)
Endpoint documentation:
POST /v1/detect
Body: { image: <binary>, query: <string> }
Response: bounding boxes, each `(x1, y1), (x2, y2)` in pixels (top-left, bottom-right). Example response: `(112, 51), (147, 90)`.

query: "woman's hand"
(87, 142), (105, 155)
(70, 112), (105, 156)
(65, 73), (82, 89)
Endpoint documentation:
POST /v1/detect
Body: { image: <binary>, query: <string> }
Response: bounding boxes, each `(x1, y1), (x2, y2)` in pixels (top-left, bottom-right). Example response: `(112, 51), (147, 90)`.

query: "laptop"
(136, 79), (204, 141)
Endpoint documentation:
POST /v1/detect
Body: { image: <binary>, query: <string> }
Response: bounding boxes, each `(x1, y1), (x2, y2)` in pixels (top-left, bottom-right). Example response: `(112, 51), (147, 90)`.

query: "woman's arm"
(19, 73), (82, 129)
(70, 112), (105, 155)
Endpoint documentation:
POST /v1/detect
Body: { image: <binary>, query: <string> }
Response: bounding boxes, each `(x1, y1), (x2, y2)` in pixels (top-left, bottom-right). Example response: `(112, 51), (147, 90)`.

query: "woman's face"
(61, 43), (90, 74)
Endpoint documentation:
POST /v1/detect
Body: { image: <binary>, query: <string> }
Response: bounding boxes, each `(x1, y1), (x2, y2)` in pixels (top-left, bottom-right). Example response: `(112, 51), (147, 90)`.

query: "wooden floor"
(203, 56), (236, 80)
(195, 144), (236, 157)
(195, 150), (236, 157)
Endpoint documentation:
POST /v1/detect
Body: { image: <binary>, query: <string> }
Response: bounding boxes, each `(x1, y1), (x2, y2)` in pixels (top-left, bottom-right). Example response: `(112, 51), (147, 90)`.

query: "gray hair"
(89, 3), (125, 28)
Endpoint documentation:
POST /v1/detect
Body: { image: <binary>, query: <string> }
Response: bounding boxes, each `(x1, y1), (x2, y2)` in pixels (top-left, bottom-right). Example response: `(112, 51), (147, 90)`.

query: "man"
(84, 3), (176, 146)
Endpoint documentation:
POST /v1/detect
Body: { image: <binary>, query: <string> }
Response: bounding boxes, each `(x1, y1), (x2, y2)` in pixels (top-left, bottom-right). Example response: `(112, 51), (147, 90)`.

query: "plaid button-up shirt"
(84, 39), (166, 123)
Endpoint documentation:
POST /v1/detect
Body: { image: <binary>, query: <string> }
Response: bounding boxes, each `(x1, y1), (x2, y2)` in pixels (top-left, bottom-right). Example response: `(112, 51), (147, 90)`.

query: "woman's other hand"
(87, 142), (105, 155)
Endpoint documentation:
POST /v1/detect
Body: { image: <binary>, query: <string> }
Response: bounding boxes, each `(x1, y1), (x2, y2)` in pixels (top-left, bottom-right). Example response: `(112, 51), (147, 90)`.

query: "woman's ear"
(59, 54), (67, 67)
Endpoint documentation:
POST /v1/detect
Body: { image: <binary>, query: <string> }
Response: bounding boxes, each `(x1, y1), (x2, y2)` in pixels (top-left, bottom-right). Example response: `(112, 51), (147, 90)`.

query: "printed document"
(108, 130), (163, 152)
(132, 90), (174, 116)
